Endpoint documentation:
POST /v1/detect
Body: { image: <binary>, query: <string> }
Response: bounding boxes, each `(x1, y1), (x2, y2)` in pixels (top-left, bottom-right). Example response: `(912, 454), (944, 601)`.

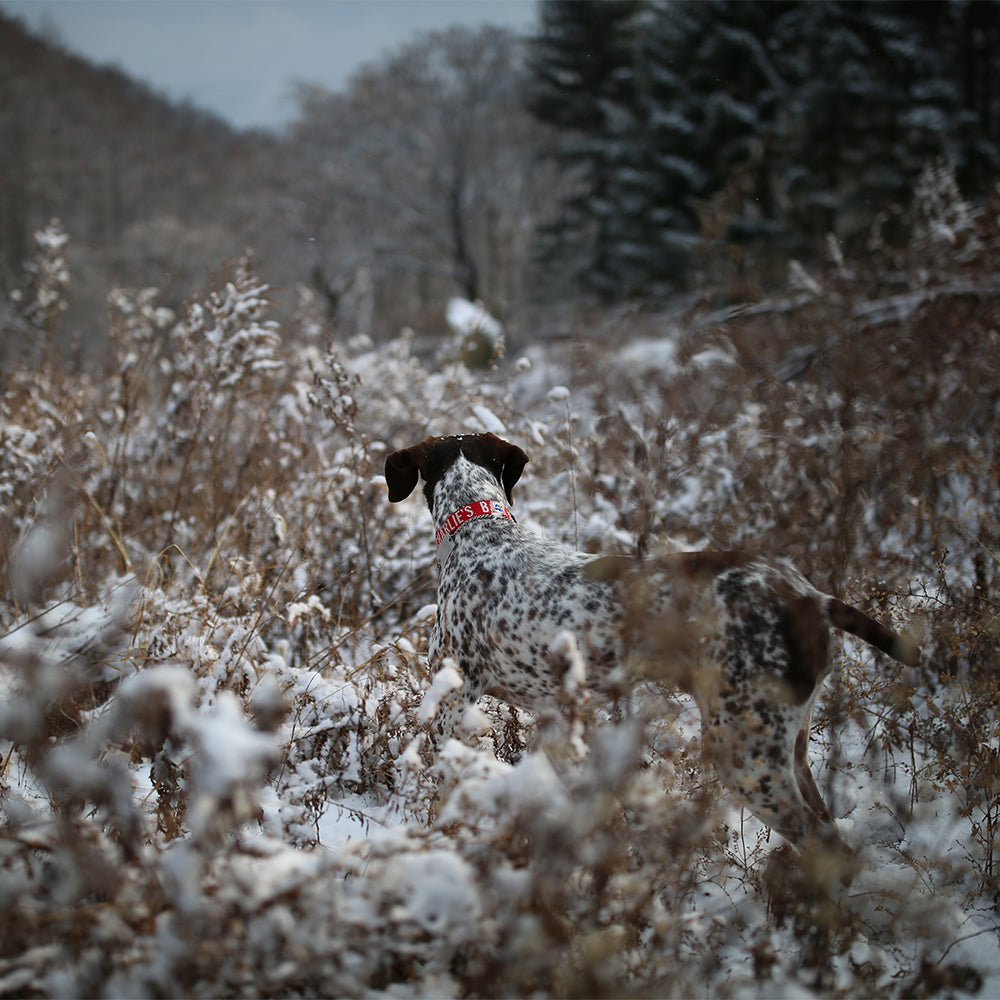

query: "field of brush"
(3, 178), (1000, 996)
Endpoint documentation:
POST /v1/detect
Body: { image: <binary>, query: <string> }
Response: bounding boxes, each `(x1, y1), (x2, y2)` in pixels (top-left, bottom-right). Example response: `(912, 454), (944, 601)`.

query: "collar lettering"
(435, 499), (514, 548)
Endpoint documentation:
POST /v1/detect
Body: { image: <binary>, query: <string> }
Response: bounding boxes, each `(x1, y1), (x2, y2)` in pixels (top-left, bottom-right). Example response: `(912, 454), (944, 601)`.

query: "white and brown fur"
(385, 432), (920, 848)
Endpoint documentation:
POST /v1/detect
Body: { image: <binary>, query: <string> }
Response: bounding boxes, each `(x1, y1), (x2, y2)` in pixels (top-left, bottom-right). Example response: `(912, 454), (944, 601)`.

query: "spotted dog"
(385, 432), (920, 847)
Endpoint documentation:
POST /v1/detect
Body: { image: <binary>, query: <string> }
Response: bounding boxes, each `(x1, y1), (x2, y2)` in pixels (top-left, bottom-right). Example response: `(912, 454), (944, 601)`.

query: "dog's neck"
(432, 455), (514, 563)
(429, 454), (508, 522)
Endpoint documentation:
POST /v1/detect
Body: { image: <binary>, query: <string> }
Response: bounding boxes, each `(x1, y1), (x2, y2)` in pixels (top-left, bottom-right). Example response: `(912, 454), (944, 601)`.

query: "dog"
(385, 432), (920, 848)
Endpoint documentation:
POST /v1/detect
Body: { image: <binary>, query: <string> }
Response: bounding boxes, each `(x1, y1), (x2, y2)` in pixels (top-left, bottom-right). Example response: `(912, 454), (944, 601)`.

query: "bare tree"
(288, 25), (555, 337)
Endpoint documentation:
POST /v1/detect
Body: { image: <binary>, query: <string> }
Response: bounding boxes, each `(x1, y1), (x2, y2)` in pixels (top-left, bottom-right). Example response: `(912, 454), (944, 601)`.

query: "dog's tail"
(825, 597), (921, 666)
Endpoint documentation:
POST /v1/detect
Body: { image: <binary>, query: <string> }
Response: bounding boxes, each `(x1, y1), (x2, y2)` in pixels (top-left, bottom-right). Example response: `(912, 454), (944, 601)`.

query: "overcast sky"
(2, 0), (539, 131)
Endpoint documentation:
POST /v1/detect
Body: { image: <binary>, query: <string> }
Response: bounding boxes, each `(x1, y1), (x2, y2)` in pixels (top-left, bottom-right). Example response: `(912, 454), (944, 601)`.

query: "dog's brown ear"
(498, 440), (529, 505)
(384, 447), (422, 502)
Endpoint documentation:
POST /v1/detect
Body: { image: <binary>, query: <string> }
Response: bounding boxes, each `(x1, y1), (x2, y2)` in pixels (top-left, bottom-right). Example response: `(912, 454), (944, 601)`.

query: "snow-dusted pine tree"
(527, 0), (645, 297)
(528, 0), (1000, 297)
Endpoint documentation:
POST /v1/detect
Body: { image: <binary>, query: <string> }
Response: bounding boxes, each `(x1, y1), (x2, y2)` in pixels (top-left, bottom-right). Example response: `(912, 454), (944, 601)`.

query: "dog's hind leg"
(701, 684), (838, 848)
(792, 706), (833, 822)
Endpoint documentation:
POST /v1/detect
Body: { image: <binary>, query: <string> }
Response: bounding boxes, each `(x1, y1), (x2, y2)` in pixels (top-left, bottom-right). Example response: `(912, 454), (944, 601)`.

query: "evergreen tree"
(529, 0), (795, 297)
(772, 1), (970, 243)
(528, 0), (1000, 300)
(625, 1), (791, 294)
(928, 0), (1000, 192)
(527, 0), (644, 296)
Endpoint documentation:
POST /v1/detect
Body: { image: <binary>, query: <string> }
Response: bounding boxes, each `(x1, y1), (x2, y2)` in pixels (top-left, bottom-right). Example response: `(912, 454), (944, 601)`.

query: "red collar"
(435, 499), (514, 549)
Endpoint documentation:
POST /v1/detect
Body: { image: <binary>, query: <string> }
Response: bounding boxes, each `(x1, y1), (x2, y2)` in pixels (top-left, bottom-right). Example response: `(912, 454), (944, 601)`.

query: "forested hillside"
(4, 1), (999, 357)
(0, 10), (549, 356)
(0, 11), (271, 340)
(3, 2), (1000, 996)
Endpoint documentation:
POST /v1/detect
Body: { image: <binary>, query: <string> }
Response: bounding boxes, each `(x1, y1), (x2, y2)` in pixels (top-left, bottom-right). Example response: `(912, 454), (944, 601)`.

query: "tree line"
(2, 0), (998, 359)
(530, 0), (1000, 297)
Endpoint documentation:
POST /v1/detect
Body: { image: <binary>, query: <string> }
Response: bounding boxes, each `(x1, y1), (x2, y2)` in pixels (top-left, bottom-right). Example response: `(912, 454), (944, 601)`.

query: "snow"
(551, 629), (587, 695)
(615, 336), (678, 376)
(445, 297), (503, 342)
(471, 403), (506, 434)
(418, 660), (463, 724)
(382, 849), (482, 935)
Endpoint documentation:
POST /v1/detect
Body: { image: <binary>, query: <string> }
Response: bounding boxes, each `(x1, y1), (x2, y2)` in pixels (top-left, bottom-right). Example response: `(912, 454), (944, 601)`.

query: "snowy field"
(3, 213), (1000, 997)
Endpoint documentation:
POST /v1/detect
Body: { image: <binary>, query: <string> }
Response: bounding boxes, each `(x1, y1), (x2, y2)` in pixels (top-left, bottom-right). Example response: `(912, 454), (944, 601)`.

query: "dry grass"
(1, 168), (999, 996)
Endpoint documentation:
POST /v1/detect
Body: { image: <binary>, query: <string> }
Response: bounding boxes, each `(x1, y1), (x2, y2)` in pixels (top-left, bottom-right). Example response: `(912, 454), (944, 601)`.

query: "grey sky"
(2, 0), (539, 131)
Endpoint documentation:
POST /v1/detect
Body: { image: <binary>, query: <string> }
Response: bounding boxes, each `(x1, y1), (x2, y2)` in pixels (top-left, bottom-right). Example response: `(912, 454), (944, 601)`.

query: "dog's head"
(384, 433), (529, 510)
